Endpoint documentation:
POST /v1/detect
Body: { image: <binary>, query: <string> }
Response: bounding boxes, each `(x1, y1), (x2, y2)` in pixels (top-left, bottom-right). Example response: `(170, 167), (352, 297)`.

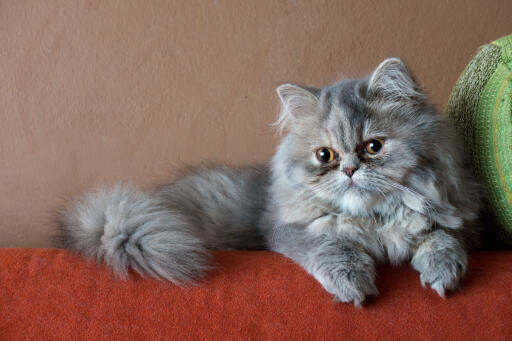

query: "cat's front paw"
(316, 266), (378, 306)
(411, 246), (467, 298)
(333, 270), (379, 306)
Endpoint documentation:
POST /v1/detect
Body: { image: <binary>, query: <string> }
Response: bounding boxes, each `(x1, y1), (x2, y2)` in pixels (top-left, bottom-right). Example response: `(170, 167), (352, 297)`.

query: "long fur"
(57, 166), (268, 284)
(57, 58), (482, 304)
(57, 185), (212, 283)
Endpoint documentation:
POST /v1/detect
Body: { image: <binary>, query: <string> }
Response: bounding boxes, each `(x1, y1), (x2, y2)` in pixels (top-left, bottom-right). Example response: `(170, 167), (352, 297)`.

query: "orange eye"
(316, 147), (336, 163)
(364, 139), (385, 155)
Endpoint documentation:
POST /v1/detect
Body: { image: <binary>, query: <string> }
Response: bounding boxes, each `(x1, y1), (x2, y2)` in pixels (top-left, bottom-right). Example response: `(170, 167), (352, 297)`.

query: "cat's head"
(273, 58), (472, 225)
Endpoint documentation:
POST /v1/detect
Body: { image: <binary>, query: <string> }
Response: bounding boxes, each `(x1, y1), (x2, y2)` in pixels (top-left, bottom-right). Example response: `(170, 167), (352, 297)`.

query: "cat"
(57, 58), (482, 306)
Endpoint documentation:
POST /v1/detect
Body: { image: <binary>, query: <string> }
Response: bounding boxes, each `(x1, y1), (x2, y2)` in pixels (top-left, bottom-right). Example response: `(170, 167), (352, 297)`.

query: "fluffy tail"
(56, 185), (212, 284)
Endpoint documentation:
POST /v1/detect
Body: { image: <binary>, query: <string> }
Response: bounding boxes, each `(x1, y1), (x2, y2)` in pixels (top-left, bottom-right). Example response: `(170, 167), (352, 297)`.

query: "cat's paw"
(318, 268), (378, 306)
(411, 247), (467, 298)
(333, 270), (379, 306)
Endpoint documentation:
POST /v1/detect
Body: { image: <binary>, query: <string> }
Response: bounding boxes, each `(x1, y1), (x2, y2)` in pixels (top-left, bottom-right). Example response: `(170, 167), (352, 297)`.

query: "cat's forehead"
(319, 80), (380, 149)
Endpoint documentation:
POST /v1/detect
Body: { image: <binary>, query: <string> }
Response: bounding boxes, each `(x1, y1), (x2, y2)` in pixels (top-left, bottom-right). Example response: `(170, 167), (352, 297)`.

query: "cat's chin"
(336, 186), (381, 216)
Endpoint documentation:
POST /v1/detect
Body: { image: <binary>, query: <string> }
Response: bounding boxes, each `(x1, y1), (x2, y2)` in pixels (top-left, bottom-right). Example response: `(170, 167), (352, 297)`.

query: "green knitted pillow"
(446, 34), (512, 247)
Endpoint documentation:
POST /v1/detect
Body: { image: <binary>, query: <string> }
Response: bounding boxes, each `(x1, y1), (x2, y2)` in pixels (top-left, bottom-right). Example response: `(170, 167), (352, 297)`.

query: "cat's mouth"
(343, 179), (361, 193)
(344, 179), (369, 194)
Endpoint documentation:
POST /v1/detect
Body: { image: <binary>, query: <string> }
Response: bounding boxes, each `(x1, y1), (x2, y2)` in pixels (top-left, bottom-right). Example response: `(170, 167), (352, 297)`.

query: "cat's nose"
(343, 166), (358, 177)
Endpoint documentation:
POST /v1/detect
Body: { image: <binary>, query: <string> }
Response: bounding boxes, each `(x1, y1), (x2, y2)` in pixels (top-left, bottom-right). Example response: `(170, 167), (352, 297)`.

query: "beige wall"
(1, 0), (511, 247)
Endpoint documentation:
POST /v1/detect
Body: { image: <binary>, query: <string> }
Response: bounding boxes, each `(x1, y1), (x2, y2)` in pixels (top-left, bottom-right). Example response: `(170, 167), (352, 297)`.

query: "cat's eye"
(364, 139), (385, 155)
(316, 147), (337, 163)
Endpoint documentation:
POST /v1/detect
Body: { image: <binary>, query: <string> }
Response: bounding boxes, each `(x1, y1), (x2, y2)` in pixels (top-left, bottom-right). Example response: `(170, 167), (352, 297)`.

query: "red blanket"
(1, 249), (511, 340)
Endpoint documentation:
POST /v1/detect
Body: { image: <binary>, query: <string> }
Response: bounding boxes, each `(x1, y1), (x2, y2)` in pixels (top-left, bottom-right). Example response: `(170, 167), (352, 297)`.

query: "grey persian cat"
(58, 58), (481, 305)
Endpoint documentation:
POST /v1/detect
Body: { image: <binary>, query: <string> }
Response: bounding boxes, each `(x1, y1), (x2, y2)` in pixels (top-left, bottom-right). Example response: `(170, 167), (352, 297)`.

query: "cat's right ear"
(274, 84), (321, 134)
(367, 58), (426, 104)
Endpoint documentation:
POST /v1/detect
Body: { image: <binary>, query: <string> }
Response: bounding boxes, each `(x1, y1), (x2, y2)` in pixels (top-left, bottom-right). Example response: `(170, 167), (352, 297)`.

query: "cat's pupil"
(320, 149), (331, 162)
(369, 140), (382, 152)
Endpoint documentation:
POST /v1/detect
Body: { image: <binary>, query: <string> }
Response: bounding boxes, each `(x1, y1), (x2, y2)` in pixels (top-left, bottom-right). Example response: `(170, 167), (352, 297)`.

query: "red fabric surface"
(0, 249), (511, 340)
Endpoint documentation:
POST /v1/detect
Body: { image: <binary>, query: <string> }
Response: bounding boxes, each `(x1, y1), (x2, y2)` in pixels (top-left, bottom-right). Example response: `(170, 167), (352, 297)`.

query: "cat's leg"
(305, 236), (379, 306)
(411, 229), (467, 297)
(268, 221), (378, 306)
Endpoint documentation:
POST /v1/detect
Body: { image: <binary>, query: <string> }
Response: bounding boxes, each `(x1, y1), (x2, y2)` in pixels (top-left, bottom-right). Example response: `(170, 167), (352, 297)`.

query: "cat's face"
(274, 58), (444, 216)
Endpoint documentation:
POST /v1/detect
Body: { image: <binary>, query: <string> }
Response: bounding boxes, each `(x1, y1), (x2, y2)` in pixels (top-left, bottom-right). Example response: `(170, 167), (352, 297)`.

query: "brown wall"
(1, 0), (511, 247)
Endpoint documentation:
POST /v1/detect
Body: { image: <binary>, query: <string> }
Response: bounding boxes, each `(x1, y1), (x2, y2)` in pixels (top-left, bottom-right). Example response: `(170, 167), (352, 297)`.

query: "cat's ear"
(274, 84), (321, 133)
(367, 58), (426, 104)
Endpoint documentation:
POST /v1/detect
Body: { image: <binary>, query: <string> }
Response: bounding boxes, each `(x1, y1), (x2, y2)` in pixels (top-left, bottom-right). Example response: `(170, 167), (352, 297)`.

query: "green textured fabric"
(446, 34), (512, 247)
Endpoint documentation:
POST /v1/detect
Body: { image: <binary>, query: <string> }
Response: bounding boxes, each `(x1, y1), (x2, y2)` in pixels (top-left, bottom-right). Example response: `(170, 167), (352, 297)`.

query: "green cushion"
(446, 34), (512, 247)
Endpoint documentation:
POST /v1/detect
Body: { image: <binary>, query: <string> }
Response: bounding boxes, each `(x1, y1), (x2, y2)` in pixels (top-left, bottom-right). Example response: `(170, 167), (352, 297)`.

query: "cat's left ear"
(367, 58), (426, 104)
